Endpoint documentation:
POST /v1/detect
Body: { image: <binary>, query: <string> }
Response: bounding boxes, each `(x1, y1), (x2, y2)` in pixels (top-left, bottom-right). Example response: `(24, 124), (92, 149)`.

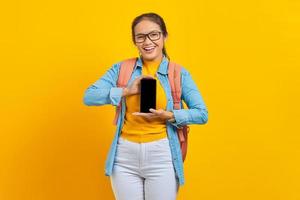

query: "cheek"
(157, 42), (164, 51)
(136, 44), (143, 51)
(157, 39), (165, 49)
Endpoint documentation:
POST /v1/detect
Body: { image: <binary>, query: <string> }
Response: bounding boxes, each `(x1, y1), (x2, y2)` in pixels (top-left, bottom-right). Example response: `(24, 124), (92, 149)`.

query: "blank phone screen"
(140, 78), (156, 113)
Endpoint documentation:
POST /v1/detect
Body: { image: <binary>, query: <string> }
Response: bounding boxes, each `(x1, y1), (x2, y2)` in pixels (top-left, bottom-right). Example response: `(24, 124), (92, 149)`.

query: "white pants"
(110, 136), (179, 200)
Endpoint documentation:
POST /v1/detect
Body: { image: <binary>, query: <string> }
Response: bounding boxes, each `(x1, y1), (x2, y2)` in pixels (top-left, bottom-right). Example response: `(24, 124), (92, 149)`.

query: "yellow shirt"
(120, 59), (168, 143)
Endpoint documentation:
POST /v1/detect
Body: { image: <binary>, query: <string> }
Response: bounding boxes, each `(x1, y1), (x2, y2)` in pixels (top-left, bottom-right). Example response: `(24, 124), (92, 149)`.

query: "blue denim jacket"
(83, 55), (208, 186)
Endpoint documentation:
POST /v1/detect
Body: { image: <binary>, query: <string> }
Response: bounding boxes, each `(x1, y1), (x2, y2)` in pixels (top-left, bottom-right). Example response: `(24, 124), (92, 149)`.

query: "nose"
(144, 35), (153, 44)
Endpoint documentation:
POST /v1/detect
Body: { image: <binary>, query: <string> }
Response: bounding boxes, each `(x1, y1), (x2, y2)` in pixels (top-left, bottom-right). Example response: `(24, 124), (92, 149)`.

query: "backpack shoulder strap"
(117, 57), (137, 87)
(168, 61), (188, 144)
(168, 61), (182, 110)
(113, 57), (137, 125)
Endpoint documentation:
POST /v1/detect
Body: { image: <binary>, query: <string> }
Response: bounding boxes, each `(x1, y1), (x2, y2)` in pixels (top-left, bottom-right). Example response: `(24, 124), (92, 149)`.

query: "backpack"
(112, 57), (190, 162)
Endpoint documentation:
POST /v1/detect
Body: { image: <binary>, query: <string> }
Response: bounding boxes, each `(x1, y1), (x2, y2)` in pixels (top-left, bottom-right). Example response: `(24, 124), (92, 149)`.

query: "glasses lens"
(149, 32), (160, 40)
(135, 35), (145, 43)
(135, 31), (161, 43)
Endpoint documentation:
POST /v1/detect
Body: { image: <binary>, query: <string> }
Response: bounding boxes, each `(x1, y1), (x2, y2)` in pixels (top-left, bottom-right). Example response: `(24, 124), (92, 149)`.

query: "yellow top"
(120, 59), (168, 143)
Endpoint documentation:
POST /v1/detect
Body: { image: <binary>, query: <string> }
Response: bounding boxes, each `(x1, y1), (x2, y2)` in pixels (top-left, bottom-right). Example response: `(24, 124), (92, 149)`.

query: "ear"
(164, 36), (167, 43)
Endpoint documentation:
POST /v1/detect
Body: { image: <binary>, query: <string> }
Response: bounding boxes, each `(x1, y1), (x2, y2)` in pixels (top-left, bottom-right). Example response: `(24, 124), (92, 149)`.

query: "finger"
(132, 112), (155, 116)
(131, 112), (154, 116)
(132, 112), (144, 116)
(149, 108), (158, 113)
(149, 108), (163, 114)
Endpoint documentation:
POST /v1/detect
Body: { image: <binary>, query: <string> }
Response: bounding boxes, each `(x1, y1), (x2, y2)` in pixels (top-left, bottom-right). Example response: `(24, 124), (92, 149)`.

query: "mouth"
(142, 46), (156, 54)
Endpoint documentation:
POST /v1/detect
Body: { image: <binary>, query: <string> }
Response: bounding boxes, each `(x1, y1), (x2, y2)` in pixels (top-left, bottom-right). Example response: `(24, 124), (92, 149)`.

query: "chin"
(141, 54), (159, 61)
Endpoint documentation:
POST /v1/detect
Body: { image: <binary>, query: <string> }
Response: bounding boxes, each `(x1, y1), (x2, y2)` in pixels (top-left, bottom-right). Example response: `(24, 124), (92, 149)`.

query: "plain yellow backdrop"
(1, 0), (299, 199)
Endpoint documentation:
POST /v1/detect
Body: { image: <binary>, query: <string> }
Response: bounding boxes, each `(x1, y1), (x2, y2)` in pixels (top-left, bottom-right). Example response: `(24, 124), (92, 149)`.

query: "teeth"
(144, 47), (155, 51)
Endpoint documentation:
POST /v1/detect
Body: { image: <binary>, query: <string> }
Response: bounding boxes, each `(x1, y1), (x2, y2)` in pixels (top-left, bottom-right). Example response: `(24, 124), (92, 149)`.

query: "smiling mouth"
(143, 46), (155, 53)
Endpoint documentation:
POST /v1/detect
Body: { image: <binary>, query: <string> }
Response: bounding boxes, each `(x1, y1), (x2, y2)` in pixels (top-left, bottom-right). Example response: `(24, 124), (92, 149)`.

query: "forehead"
(134, 20), (161, 34)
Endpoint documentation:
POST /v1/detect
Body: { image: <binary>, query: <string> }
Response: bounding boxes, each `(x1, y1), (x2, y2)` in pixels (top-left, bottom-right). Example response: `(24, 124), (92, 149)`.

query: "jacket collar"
(135, 54), (169, 75)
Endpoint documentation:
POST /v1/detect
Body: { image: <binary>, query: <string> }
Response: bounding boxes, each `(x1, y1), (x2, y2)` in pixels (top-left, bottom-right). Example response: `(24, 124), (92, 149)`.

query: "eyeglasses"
(134, 31), (162, 43)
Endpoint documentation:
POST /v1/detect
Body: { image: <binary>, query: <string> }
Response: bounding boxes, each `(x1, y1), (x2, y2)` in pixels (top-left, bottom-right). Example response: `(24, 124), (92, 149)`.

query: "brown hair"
(131, 12), (170, 60)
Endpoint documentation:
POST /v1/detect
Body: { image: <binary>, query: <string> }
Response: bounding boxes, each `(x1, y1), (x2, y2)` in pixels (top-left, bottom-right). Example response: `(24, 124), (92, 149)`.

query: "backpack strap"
(168, 62), (182, 109)
(112, 57), (137, 125)
(168, 62), (186, 142)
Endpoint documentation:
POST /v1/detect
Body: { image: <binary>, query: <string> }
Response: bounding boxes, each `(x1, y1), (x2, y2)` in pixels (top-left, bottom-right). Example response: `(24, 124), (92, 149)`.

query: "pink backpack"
(113, 57), (190, 162)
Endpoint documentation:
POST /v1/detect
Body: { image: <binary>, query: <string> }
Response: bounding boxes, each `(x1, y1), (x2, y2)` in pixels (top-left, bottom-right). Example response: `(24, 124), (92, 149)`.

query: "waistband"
(120, 131), (167, 143)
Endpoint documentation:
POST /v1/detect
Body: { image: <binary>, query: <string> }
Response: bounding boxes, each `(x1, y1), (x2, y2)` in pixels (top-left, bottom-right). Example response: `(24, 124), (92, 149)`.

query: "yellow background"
(1, 0), (299, 199)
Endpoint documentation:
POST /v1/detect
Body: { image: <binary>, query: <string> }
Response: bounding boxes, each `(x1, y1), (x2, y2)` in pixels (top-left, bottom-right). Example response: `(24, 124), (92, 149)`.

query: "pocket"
(116, 137), (128, 154)
(153, 137), (169, 148)
(148, 138), (172, 163)
(117, 137), (137, 154)
(117, 136), (127, 145)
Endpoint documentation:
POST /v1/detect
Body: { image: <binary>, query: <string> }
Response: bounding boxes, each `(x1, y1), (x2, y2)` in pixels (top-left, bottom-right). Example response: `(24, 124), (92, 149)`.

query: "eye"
(135, 35), (145, 42)
(149, 32), (160, 39)
(150, 32), (159, 37)
(136, 35), (144, 39)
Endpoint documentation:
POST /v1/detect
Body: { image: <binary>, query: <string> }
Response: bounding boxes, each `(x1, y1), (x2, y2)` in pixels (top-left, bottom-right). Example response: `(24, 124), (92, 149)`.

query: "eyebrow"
(135, 30), (161, 35)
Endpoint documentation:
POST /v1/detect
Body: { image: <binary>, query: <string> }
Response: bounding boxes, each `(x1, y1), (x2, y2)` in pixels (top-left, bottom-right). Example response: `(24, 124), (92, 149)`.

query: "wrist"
(122, 88), (129, 97)
(168, 117), (176, 123)
(167, 111), (175, 122)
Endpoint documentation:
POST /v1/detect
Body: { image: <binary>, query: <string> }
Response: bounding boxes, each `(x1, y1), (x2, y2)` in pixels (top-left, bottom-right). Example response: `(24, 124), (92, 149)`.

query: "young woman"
(84, 12), (208, 200)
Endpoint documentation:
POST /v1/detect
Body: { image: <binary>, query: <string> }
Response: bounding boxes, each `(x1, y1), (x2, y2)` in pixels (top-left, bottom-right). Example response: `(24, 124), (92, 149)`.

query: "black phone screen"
(140, 78), (156, 113)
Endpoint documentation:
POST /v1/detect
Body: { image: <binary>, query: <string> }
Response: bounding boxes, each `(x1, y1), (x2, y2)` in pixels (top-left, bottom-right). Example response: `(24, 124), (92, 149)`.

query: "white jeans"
(110, 136), (179, 200)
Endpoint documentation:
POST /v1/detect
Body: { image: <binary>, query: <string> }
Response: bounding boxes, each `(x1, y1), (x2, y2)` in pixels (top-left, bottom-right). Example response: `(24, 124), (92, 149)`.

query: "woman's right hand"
(122, 75), (154, 97)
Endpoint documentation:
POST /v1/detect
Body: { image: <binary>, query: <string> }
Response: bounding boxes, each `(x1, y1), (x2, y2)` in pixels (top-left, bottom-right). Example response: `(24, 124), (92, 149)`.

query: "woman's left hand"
(132, 108), (174, 121)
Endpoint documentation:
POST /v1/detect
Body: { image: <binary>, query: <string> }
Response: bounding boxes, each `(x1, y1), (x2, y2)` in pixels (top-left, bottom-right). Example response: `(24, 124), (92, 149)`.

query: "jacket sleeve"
(83, 62), (124, 106)
(170, 67), (208, 127)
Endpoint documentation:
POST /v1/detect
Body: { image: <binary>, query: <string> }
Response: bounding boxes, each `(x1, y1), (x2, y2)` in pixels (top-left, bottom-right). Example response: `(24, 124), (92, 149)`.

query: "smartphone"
(140, 78), (156, 113)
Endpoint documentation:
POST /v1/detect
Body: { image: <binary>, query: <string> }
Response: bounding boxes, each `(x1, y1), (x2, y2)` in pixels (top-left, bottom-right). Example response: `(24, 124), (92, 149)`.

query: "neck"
(142, 54), (163, 65)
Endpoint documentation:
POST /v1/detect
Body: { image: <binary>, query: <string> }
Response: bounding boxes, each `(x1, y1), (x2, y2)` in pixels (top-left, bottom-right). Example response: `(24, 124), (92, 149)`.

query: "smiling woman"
(83, 12), (208, 200)
(131, 14), (169, 62)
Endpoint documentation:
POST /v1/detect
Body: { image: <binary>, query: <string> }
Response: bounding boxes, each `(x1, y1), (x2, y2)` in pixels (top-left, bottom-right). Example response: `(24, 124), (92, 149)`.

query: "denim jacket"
(83, 55), (208, 186)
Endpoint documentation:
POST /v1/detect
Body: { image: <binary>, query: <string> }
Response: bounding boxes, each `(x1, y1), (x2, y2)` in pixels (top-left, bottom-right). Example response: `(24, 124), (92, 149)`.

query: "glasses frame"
(134, 31), (162, 43)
